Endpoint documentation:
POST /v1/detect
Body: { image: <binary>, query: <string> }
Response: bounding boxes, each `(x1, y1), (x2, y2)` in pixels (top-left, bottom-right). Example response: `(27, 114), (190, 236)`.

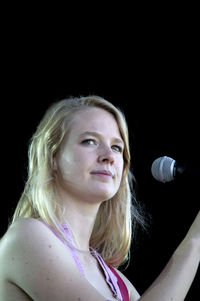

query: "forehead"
(70, 107), (121, 137)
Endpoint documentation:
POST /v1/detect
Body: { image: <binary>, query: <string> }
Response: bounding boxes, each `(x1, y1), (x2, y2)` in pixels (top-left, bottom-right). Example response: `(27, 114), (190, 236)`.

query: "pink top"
(41, 221), (129, 301)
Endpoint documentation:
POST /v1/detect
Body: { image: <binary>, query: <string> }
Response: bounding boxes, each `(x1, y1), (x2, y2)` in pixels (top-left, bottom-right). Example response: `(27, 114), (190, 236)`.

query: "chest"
(81, 257), (121, 301)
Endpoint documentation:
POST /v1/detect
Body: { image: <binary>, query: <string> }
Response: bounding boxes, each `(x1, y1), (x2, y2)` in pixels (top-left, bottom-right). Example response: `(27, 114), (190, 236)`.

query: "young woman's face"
(54, 107), (124, 204)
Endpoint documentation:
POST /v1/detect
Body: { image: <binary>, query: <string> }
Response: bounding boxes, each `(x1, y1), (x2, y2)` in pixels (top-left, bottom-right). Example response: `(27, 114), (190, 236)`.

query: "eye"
(81, 139), (96, 145)
(112, 145), (123, 153)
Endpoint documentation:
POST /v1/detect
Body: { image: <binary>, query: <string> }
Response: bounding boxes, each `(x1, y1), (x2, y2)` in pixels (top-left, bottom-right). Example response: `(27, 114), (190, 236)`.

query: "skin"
(0, 107), (199, 300)
(0, 107), (140, 300)
(53, 107), (125, 251)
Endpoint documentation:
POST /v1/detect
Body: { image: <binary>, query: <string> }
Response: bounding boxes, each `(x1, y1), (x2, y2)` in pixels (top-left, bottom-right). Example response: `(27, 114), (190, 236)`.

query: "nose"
(97, 147), (115, 165)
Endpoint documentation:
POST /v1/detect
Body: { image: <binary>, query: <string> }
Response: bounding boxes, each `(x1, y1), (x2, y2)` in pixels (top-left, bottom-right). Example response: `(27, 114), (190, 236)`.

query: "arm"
(139, 211), (200, 301)
(0, 218), (107, 301)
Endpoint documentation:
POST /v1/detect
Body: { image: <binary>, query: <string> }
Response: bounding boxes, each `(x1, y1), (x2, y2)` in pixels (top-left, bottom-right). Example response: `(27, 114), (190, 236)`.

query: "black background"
(1, 5), (199, 300)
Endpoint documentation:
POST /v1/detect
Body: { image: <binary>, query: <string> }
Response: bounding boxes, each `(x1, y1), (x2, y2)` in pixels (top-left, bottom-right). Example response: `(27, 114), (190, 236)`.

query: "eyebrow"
(79, 131), (124, 146)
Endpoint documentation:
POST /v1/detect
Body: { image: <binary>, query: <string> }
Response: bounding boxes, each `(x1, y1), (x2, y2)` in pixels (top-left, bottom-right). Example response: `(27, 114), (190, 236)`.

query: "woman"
(0, 95), (199, 300)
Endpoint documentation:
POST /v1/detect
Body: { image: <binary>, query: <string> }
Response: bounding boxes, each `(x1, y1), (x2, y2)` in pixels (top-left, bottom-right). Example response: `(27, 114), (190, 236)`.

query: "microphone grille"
(151, 156), (176, 182)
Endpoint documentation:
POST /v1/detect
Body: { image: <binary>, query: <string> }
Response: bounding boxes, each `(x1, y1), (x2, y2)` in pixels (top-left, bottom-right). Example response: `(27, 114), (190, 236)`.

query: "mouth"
(90, 170), (113, 178)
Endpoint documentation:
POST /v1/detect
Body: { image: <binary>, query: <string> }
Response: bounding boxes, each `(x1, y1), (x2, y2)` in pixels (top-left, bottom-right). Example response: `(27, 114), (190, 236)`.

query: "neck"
(54, 177), (103, 251)
(61, 196), (101, 252)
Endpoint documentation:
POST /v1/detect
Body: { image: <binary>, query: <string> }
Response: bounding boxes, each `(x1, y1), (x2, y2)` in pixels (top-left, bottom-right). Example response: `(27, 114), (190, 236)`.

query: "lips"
(90, 170), (113, 177)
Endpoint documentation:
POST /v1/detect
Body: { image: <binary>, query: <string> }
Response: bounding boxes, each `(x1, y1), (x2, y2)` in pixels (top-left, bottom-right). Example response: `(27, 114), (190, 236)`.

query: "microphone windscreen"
(151, 156), (176, 182)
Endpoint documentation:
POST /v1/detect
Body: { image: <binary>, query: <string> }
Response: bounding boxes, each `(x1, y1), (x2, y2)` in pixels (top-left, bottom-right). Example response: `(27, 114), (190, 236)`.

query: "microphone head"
(151, 156), (176, 183)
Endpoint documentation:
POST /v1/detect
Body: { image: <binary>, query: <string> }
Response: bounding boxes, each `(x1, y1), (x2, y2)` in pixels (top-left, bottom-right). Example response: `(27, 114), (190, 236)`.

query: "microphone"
(151, 156), (200, 183)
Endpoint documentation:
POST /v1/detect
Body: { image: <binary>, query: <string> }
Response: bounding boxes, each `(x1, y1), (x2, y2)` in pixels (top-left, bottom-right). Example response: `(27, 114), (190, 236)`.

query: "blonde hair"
(12, 95), (144, 267)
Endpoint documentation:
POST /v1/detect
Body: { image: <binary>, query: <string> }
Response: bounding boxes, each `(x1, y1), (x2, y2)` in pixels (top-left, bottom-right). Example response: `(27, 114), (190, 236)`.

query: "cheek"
(115, 158), (124, 181)
(58, 148), (90, 177)
(56, 151), (75, 178)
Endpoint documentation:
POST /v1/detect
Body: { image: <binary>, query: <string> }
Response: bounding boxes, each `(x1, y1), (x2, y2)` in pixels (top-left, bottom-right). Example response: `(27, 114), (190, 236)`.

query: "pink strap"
(39, 221), (85, 275)
(108, 266), (129, 301)
(39, 221), (127, 300)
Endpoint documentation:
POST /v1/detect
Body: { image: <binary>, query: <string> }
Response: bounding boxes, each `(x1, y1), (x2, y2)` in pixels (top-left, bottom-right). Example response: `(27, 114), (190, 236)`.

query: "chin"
(90, 188), (116, 202)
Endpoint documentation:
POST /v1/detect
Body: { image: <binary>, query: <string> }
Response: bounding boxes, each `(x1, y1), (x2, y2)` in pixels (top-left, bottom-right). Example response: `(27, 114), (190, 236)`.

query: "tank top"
(41, 221), (129, 301)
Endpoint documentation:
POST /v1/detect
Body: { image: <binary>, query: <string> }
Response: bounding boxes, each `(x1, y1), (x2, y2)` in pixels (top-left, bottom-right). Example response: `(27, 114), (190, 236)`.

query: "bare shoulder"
(115, 268), (140, 301)
(0, 218), (106, 301)
(0, 218), (62, 297)
(0, 218), (57, 265)
(1, 218), (50, 244)
(0, 218), (47, 257)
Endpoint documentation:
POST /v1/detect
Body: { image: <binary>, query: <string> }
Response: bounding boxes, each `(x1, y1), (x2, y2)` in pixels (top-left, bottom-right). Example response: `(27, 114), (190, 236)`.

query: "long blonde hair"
(12, 95), (144, 267)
